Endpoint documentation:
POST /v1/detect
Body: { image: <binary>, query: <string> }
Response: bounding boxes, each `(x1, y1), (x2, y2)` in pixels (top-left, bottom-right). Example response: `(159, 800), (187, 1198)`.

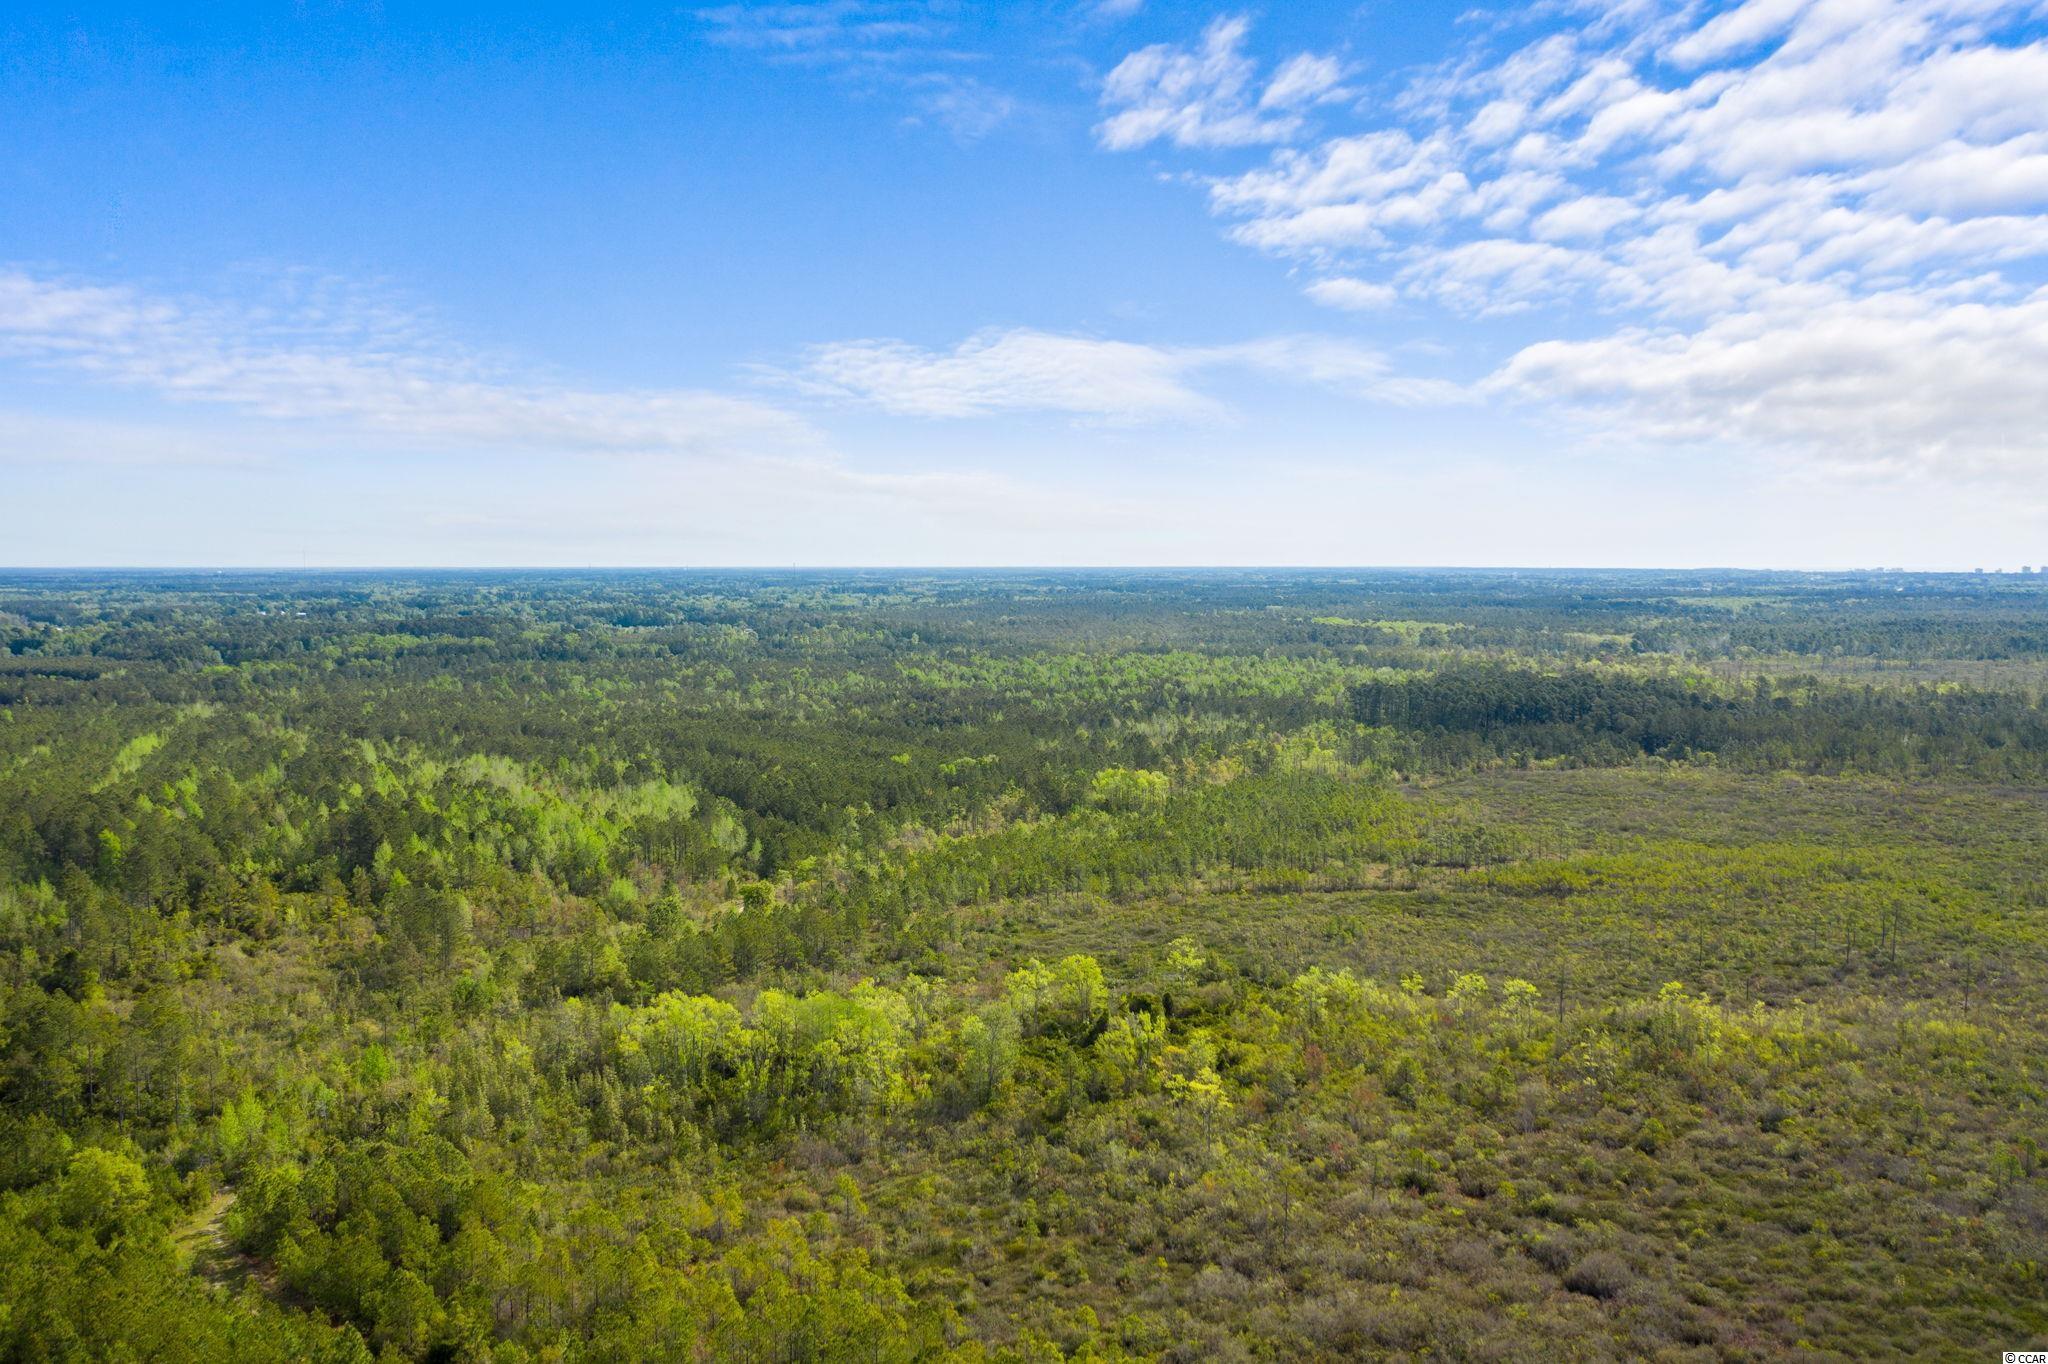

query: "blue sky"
(4, 0), (2046, 567)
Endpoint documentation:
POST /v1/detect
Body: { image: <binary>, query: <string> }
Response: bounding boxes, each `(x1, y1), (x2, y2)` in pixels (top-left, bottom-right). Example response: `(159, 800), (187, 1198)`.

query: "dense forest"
(2, 569), (2045, 1361)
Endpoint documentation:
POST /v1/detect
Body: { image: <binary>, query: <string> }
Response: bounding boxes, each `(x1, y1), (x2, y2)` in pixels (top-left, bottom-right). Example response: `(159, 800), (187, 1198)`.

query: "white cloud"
(1666, 0), (1815, 67)
(1856, 133), (2048, 214)
(1212, 335), (1395, 391)
(1467, 99), (1530, 147)
(1473, 170), (1571, 230)
(1304, 277), (1398, 310)
(0, 268), (816, 459)
(798, 327), (1421, 420)
(693, 3), (948, 58)
(695, 3), (1017, 138)
(1210, 132), (1470, 251)
(803, 329), (1221, 419)
(1404, 239), (1614, 314)
(1531, 194), (1638, 241)
(1260, 53), (1349, 110)
(1096, 16), (1339, 151)
(1491, 286), (2048, 478)
(1490, 32), (1582, 104)
(1100, 0), (2048, 479)
(911, 75), (1016, 140)
(1662, 35), (2048, 180)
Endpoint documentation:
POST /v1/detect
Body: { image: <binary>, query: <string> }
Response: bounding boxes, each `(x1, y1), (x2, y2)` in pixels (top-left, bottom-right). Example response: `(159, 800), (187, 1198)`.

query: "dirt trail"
(171, 1191), (233, 1259)
(170, 1191), (267, 1293)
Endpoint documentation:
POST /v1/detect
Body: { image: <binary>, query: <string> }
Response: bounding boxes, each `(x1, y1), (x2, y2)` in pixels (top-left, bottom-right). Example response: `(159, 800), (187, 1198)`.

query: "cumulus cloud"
(1530, 194), (1636, 241)
(1260, 53), (1350, 111)
(1209, 132), (1470, 252)
(1855, 133), (2048, 214)
(1665, 0), (1813, 68)
(0, 268), (816, 458)
(1096, 16), (1342, 151)
(1304, 277), (1398, 310)
(1100, 0), (2048, 478)
(1491, 286), (2048, 479)
(1405, 240), (1614, 314)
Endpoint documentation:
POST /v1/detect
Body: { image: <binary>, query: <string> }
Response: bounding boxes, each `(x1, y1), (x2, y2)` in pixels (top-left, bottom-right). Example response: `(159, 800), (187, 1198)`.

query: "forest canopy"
(1, 568), (2044, 1361)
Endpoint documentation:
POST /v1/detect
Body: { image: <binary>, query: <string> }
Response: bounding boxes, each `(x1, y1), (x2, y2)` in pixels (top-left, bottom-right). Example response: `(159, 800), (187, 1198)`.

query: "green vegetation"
(2, 568), (2045, 1360)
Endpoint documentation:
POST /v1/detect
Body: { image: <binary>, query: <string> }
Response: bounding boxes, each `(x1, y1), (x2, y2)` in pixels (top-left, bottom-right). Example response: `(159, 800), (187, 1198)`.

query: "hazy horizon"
(4, 563), (2044, 576)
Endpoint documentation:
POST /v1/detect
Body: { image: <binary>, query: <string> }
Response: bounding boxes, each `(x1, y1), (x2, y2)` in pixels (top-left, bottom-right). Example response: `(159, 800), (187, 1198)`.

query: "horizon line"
(2, 564), (2042, 576)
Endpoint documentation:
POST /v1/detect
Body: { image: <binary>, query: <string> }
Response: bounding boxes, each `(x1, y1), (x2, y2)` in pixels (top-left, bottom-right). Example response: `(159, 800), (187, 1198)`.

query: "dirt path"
(170, 1191), (266, 1292)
